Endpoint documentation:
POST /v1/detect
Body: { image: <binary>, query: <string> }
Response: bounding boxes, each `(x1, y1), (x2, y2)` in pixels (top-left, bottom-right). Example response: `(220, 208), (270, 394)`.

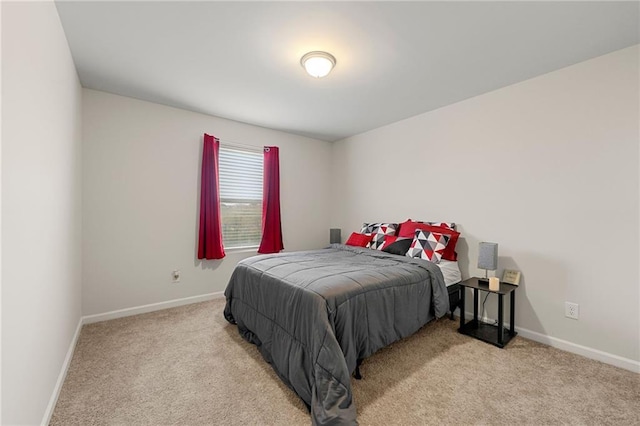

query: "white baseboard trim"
(83, 291), (226, 324)
(43, 291), (226, 424)
(460, 310), (640, 373)
(41, 316), (83, 426)
(516, 325), (640, 373)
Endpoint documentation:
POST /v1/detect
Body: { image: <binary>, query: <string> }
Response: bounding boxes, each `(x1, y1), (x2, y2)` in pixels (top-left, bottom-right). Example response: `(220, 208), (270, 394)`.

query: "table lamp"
(478, 242), (498, 283)
(330, 228), (341, 244)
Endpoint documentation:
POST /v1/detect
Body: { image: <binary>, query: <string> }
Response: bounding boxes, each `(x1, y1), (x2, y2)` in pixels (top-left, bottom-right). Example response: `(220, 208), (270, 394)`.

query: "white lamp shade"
(301, 51), (336, 78)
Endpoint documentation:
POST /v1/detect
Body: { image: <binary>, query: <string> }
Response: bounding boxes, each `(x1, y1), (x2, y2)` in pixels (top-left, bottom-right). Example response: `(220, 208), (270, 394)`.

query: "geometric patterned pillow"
(423, 226), (461, 261)
(378, 235), (398, 251)
(360, 222), (399, 236)
(367, 234), (398, 251)
(367, 233), (389, 250)
(411, 220), (456, 231)
(405, 230), (451, 263)
(398, 221), (460, 261)
(426, 221), (456, 230)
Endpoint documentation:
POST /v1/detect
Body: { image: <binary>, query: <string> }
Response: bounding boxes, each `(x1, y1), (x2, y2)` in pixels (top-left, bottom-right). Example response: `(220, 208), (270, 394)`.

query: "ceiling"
(55, 1), (639, 142)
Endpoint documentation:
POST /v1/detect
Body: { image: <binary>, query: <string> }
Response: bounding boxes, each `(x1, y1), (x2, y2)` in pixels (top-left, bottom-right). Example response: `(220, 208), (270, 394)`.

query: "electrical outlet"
(172, 269), (181, 283)
(565, 302), (579, 320)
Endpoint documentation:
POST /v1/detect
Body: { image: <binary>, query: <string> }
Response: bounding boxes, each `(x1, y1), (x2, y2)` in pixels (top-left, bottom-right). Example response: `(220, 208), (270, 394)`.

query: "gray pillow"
(381, 238), (412, 256)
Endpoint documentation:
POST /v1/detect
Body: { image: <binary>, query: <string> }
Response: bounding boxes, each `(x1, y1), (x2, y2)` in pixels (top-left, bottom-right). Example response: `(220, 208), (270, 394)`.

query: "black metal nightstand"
(458, 277), (517, 348)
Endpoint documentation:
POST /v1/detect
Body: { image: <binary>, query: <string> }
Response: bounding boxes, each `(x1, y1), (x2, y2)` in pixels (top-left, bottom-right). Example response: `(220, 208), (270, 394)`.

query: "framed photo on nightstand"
(502, 270), (521, 285)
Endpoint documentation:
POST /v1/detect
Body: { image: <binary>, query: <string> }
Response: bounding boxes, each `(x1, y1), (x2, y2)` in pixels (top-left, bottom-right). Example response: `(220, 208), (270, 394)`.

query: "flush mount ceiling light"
(300, 51), (336, 78)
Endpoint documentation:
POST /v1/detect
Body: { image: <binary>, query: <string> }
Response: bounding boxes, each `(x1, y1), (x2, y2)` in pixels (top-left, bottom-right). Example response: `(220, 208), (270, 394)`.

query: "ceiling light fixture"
(300, 51), (336, 78)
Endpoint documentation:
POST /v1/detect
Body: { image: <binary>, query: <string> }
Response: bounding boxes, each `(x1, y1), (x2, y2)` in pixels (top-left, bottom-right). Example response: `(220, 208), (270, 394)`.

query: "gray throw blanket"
(224, 244), (449, 425)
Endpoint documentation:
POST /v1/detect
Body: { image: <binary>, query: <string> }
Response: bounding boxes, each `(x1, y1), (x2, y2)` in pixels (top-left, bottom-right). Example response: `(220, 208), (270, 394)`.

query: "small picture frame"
(502, 269), (521, 285)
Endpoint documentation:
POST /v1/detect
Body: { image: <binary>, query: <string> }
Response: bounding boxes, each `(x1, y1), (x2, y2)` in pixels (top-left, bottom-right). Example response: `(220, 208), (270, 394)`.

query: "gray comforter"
(223, 244), (449, 425)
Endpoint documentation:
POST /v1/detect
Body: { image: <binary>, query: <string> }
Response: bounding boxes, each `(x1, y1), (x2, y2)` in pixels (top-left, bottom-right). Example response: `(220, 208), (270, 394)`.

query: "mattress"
(438, 259), (462, 286)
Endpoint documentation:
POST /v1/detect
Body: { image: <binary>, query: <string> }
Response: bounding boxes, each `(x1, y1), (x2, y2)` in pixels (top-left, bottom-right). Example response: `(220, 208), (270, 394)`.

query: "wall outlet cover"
(565, 302), (579, 320)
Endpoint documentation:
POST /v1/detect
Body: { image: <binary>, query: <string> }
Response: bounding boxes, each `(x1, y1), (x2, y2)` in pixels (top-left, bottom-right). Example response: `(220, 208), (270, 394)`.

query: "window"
(219, 146), (263, 249)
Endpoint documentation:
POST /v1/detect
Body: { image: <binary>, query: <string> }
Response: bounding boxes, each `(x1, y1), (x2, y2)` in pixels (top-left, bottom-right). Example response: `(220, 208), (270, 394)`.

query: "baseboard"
(41, 316), (83, 425)
(83, 291), (226, 324)
(515, 325), (640, 373)
(42, 291), (226, 424)
(460, 310), (640, 373)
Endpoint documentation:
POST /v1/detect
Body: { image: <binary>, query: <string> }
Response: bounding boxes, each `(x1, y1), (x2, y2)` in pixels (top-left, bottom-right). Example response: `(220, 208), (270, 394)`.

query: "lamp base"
(477, 277), (490, 284)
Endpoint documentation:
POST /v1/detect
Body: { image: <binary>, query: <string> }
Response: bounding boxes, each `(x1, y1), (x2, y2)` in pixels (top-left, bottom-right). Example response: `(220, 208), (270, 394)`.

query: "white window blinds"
(219, 146), (263, 248)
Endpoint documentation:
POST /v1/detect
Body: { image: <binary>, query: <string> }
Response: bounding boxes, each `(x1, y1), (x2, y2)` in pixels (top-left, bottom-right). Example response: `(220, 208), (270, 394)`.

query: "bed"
(224, 244), (451, 425)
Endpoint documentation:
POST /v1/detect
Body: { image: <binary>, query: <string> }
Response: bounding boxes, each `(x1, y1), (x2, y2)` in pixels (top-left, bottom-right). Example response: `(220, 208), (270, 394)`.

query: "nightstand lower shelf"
(458, 320), (517, 348)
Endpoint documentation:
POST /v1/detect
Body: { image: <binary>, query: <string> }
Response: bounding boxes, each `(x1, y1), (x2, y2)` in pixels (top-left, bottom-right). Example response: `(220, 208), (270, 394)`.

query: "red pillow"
(399, 221), (459, 261)
(398, 219), (456, 237)
(345, 232), (373, 247)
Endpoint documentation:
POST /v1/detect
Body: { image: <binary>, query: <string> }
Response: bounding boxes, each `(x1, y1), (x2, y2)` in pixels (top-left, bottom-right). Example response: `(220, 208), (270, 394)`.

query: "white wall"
(331, 46), (639, 363)
(1, 1), (83, 424)
(82, 90), (332, 315)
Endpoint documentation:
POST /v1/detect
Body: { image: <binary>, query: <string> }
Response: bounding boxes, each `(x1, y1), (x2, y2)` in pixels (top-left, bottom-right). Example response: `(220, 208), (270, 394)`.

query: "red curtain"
(258, 146), (284, 254)
(197, 134), (225, 259)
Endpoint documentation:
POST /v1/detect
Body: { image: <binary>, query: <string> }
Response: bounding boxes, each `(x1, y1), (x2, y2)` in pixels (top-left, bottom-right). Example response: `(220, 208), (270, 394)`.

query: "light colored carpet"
(51, 299), (639, 425)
